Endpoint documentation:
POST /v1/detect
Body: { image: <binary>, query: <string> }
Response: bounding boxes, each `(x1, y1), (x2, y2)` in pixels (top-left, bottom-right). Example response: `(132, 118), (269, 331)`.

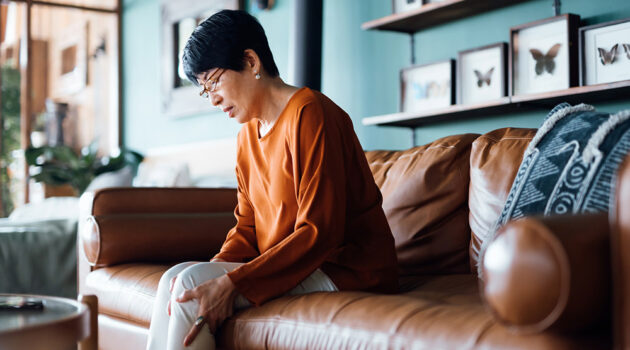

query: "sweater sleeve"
(213, 165), (260, 262)
(226, 100), (347, 305)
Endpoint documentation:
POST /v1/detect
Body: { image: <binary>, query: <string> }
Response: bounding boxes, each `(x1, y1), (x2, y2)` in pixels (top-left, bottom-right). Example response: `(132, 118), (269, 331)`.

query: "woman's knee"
(174, 262), (240, 292)
(159, 262), (198, 288)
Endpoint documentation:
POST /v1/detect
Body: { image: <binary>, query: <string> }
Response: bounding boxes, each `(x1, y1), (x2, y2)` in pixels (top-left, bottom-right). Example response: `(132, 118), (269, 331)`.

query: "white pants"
(146, 262), (338, 350)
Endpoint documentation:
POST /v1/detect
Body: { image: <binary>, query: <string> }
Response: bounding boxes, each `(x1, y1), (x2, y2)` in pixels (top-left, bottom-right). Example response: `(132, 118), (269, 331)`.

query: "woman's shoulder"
(286, 87), (319, 109)
(283, 90), (318, 131)
(286, 88), (345, 122)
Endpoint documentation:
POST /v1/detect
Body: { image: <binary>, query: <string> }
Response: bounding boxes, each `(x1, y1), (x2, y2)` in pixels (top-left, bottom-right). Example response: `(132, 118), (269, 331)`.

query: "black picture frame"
(509, 14), (580, 97)
(456, 42), (508, 105)
(422, 0), (448, 4)
(399, 59), (455, 113)
(391, 0), (422, 14)
(579, 17), (630, 86)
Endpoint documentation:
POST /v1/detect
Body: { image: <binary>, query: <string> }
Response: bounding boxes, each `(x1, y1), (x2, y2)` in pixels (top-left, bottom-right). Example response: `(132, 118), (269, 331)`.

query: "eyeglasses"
(199, 69), (225, 99)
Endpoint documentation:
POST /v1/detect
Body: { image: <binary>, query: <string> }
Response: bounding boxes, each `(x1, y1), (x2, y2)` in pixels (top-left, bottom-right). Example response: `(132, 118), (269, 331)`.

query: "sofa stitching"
(391, 303), (439, 334)
(230, 317), (462, 349)
(95, 266), (159, 324)
(100, 265), (160, 298)
(368, 145), (456, 166)
(456, 150), (469, 194)
(477, 136), (534, 144)
(472, 318), (496, 348)
(135, 269), (166, 296)
(99, 310), (150, 328)
(329, 295), (373, 324)
(272, 295), (302, 318)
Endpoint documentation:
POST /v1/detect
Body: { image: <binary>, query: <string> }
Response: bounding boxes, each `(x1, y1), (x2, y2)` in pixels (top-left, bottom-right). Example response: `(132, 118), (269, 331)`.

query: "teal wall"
(123, 0), (630, 152)
(122, 0), (292, 152)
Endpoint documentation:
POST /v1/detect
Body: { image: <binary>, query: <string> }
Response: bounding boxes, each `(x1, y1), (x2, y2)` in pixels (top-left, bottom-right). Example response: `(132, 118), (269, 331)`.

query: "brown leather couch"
(78, 127), (627, 349)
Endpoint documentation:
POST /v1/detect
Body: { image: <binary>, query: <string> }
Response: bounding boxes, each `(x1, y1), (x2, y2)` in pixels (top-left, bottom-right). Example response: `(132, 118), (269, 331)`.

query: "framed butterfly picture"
(392, 0), (421, 14)
(400, 59), (455, 113)
(457, 42), (507, 105)
(580, 18), (630, 86)
(510, 14), (580, 96)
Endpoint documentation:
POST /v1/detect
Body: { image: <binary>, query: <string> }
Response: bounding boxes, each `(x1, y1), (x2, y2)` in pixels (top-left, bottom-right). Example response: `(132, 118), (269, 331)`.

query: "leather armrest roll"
(481, 213), (611, 334)
(88, 187), (237, 215)
(80, 187), (237, 267)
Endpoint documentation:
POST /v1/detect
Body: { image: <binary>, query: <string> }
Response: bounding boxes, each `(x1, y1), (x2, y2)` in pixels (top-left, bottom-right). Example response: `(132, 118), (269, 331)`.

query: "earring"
(255, 72), (261, 80)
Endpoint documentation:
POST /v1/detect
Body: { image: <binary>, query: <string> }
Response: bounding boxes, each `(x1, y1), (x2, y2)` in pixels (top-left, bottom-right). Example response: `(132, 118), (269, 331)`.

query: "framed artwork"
(457, 42), (507, 105)
(161, 0), (243, 118)
(510, 14), (579, 96)
(400, 59), (454, 113)
(580, 17), (630, 86)
(53, 22), (88, 97)
(392, 0), (421, 14)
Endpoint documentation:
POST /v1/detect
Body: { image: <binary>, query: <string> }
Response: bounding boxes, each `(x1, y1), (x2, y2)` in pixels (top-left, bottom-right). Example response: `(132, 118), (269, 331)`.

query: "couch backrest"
(365, 133), (479, 277)
(468, 128), (536, 271)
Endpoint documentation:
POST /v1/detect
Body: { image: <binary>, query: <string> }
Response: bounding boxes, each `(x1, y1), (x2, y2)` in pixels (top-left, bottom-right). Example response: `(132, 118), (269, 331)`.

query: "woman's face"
(197, 67), (260, 124)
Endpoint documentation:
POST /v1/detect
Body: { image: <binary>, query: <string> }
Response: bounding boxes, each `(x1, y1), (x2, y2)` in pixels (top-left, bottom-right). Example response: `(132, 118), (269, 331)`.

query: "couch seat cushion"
(86, 267), (608, 349)
(220, 275), (608, 350)
(85, 263), (171, 327)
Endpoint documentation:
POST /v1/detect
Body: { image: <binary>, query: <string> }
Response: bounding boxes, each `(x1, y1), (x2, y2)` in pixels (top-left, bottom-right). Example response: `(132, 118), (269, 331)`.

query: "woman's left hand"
(176, 274), (239, 346)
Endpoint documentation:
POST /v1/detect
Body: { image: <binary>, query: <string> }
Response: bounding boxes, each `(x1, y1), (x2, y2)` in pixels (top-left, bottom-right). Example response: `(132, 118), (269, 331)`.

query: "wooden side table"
(0, 294), (95, 350)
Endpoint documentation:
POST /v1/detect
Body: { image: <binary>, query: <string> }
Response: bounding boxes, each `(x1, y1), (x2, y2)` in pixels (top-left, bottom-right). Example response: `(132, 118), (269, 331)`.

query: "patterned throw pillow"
(480, 103), (630, 272)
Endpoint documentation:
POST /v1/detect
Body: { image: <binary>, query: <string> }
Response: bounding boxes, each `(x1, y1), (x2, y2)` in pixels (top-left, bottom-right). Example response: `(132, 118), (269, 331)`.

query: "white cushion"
(133, 162), (192, 187)
(9, 197), (80, 221)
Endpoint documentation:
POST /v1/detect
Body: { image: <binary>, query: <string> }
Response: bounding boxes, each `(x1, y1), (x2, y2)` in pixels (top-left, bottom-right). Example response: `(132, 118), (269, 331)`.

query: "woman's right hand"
(166, 260), (222, 316)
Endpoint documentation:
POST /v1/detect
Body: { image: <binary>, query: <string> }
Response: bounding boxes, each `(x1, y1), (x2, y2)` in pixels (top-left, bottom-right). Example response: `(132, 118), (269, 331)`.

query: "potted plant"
(25, 142), (143, 196)
(1, 65), (22, 216)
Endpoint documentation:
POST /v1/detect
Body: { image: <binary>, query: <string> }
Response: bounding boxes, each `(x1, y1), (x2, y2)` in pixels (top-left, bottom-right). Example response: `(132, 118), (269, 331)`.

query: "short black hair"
(182, 9), (279, 85)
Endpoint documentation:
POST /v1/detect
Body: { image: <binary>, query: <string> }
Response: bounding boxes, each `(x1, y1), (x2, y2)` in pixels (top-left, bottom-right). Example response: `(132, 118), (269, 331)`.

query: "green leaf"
(24, 143), (144, 195)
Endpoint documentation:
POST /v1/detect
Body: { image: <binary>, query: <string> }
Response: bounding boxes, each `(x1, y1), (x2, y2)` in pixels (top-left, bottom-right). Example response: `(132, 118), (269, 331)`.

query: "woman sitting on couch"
(146, 9), (398, 350)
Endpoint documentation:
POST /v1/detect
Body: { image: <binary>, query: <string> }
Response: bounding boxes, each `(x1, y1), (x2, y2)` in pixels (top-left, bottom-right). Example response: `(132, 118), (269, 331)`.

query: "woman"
(147, 9), (398, 350)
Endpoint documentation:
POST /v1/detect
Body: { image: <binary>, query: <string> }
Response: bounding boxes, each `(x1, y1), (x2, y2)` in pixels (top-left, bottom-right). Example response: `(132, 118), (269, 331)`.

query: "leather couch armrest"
(78, 187), (237, 267)
(78, 191), (96, 295)
(481, 213), (610, 334)
(613, 154), (630, 348)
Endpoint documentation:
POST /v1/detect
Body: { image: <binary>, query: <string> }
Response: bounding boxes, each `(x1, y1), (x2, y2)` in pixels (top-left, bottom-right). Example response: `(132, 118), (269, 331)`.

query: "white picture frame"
(53, 22), (88, 97)
(400, 59), (454, 113)
(457, 42), (507, 105)
(510, 14), (579, 96)
(392, 0), (422, 14)
(580, 18), (630, 86)
(161, 0), (242, 119)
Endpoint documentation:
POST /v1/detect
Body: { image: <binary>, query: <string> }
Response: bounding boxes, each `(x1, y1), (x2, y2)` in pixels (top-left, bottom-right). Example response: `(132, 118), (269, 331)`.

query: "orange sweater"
(214, 87), (398, 305)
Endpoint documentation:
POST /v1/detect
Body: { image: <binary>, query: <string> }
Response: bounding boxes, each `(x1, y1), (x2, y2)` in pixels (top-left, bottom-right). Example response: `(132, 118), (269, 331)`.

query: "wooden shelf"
(511, 80), (630, 105)
(362, 0), (531, 34)
(361, 1), (630, 129)
(362, 97), (513, 127)
(362, 80), (630, 128)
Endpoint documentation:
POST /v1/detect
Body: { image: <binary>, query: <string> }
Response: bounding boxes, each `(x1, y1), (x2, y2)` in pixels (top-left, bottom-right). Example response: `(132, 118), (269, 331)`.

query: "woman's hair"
(182, 9), (279, 85)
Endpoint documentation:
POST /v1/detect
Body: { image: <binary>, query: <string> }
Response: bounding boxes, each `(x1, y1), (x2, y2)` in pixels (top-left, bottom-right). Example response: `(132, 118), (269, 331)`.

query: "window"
(0, 0), (120, 215)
